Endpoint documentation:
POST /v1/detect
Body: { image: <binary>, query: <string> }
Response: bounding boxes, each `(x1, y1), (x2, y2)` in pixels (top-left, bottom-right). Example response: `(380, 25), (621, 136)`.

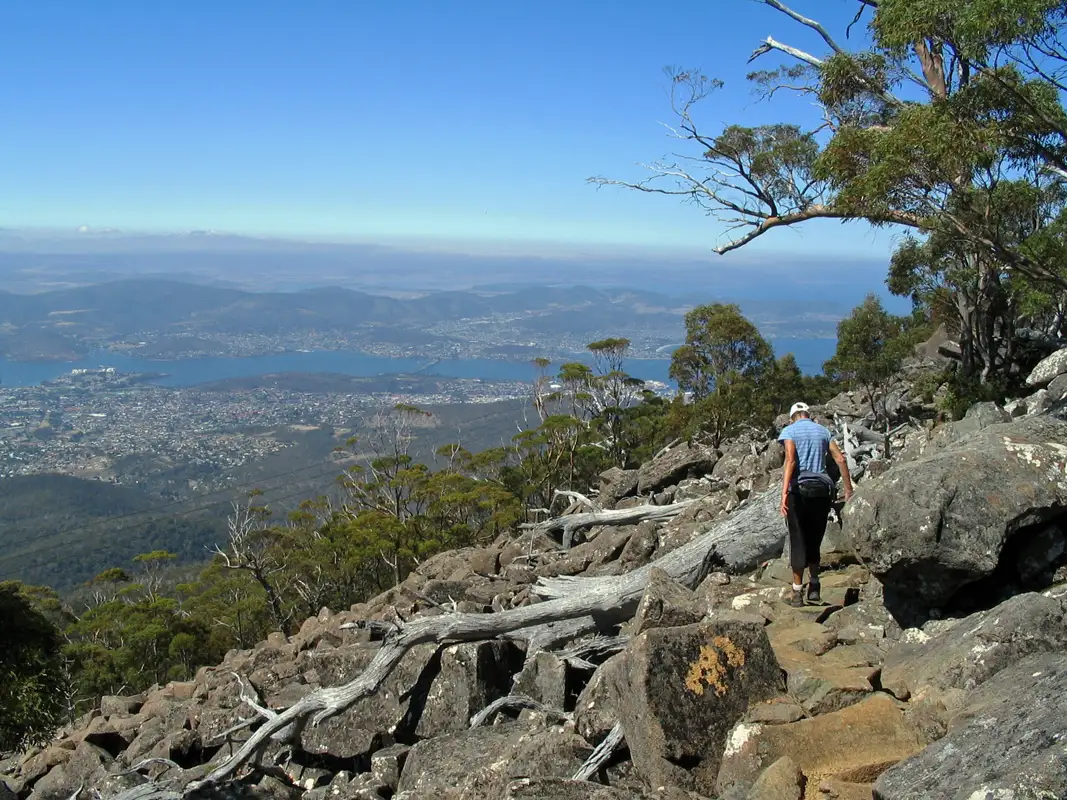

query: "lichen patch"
(684, 635), (746, 697)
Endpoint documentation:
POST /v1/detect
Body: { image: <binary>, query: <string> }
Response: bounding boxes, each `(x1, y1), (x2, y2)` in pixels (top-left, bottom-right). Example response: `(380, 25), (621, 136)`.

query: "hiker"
(778, 402), (853, 607)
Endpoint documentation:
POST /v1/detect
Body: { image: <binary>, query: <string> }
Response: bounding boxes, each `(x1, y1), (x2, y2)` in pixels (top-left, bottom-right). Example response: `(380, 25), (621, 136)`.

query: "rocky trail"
(4, 346), (1067, 800)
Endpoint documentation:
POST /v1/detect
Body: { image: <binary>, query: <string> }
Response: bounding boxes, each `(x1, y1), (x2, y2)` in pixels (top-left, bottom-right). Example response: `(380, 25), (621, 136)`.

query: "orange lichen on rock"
(685, 635), (747, 697)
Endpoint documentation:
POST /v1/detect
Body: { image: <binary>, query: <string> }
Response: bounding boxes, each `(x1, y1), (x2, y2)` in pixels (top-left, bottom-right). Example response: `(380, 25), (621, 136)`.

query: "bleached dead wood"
(555, 634), (628, 670)
(849, 423), (886, 444)
(552, 489), (603, 513)
(115, 759), (180, 778)
(116, 490), (784, 798)
(522, 499), (697, 549)
(838, 417), (861, 477)
(506, 615), (602, 672)
(573, 721), (625, 781)
(654, 437), (682, 460)
(469, 694), (570, 728)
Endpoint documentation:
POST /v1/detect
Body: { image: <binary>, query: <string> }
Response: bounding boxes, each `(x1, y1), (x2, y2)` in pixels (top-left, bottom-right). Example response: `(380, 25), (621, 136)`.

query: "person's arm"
(828, 440), (854, 501)
(780, 438), (797, 517)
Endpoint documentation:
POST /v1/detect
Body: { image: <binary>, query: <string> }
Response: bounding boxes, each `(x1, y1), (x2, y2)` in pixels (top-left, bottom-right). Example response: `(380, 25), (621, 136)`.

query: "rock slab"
(876, 653), (1067, 799)
(881, 591), (1067, 705)
(637, 443), (719, 494)
(1027, 347), (1067, 387)
(716, 694), (927, 799)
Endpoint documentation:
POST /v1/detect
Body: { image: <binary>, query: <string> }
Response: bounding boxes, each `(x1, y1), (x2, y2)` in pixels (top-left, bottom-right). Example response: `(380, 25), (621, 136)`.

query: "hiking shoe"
(786, 588), (805, 607)
(807, 582), (822, 604)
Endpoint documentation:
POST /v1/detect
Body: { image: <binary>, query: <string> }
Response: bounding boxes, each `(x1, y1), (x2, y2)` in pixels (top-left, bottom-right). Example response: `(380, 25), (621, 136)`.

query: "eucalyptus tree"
(594, 0), (1067, 383)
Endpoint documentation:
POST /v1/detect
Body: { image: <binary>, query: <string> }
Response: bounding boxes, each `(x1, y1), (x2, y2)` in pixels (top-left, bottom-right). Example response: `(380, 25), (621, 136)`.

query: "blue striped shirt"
(778, 418), (832, 475)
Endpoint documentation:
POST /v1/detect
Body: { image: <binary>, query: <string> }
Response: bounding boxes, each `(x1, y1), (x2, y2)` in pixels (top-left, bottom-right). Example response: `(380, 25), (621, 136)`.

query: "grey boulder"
(637, 443), (718, 494)
(396, 722), (591, 799)
(881, 591), (1067, 705)
(876, 652), (1067, 799)
(614, 619), (785, 794)
(843, 414), (1067, 620)
(1027, 347), (1067, 387)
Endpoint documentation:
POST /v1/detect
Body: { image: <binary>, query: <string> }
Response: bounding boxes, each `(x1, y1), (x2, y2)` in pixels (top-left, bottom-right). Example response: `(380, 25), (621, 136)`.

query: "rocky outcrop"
(7, 388), (1067, 800)
(843, 413), (1067, 622)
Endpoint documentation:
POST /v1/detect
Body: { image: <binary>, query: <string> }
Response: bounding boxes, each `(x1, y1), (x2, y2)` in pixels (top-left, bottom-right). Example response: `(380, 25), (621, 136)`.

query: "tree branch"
(711, 204), (922, 254)
(757, 0), (845, 54)
(469, 695), (570, 728)
(749, 36), (825, 68)
(572, 721), (626, 781)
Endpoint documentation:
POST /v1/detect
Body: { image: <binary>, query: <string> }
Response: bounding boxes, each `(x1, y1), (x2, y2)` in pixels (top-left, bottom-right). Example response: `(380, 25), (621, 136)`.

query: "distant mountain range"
(0, 228), (897, 311)
(0, 277), (689, 339)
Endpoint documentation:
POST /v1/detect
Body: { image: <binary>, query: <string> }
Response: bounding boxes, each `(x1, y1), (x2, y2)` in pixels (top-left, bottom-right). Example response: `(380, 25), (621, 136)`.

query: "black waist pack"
(795, 471), (835, 500)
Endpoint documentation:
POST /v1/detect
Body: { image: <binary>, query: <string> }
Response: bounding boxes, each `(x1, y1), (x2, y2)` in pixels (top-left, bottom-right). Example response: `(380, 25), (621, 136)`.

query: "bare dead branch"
(552, 489), (603, 514)
(572, 721), (626, 781)
(750, 36), (825, 68)
(469, 695), (571, 728)
(115, 759), (181, 778)
(521, 499), (697, 550)
(758, 0), (845, 53)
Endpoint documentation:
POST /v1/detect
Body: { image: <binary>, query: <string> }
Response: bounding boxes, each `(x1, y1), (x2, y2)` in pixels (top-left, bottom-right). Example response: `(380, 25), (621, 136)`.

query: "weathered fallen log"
(114, 490), (784, 799)
(849, 423), (886, 444)
(522, 499), (698, 549)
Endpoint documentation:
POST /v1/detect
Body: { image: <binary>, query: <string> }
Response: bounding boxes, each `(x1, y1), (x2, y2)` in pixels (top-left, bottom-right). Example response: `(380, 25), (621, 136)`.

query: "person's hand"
(844, 487), (854, 503)
(779, 495), (789, 517)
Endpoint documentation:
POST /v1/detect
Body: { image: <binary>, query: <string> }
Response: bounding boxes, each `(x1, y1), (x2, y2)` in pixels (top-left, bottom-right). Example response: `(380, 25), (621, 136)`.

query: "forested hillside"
(0, 476), (224, 591)
(0, 399), (534, 591)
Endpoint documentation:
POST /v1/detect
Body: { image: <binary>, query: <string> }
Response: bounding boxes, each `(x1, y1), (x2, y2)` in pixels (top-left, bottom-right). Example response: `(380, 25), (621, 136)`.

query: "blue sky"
(0, 0), (898, 261)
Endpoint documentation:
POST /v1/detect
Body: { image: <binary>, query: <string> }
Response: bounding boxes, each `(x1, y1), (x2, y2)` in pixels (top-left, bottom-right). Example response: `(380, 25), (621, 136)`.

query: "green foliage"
(670, 304), (773, 397)
(872, 0), (1064, 57)
(669, 304), (775, 445)
(606, 0), (1067, 387)
(825, 294), (927, 424)
(0, 474), (226, 591)
(937, 372), (1016, 420)
(0, 581), (67, 751)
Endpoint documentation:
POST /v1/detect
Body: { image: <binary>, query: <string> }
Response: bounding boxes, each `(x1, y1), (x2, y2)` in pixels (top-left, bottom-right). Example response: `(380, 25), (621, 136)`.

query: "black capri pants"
(785, 492), (832, 571)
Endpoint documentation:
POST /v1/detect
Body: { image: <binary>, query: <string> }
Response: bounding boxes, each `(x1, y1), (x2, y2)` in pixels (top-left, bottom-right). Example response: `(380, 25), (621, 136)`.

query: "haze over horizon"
(1, 0), (900, 269)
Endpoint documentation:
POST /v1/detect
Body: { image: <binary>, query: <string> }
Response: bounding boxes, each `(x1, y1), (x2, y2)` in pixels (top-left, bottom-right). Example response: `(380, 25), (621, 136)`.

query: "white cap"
(789, 402), (810, 418)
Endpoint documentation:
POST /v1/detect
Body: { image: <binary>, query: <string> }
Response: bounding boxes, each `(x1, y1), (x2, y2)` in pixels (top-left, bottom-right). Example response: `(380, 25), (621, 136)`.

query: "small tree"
(825, 294), (914, 447)
(586, 338), (645, 466)
(670, 303), (773, 445)
(760, 353), (805, 419)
